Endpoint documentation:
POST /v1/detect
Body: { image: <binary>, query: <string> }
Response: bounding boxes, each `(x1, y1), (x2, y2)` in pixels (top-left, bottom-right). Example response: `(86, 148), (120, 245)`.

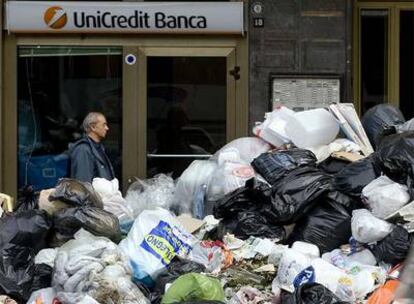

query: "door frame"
(130, 46), (238, 186)
(353, 1), (414, 114)
(1, 34), (248, 196)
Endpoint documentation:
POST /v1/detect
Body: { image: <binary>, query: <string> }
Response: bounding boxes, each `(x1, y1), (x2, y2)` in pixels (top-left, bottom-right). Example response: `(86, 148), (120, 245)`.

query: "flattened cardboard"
(331, 151), (365, 162)
(176, 214), (205, 234)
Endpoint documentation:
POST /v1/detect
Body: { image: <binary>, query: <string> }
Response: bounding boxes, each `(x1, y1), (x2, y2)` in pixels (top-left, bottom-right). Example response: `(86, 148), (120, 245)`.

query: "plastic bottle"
(285, 108), (339, 148)
(193, 184), (207, 219)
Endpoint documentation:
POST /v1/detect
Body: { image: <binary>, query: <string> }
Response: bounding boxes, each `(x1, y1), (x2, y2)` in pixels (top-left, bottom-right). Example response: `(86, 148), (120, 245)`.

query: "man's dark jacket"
(69, 136), (115, 183)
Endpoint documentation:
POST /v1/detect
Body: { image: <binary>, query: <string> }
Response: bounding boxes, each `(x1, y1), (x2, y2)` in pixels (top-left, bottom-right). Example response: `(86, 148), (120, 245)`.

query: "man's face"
(91, 115), (109, 140)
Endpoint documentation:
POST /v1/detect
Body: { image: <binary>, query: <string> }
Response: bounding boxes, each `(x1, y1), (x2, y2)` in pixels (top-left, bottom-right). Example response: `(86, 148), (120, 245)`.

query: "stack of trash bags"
(1, 103), (414, 303)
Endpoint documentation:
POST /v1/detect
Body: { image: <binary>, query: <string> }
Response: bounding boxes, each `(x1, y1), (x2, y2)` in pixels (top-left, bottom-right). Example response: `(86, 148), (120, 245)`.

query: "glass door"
(133, 47), (237, 180)
(354, 2), (414, 117)
(17, 46), (123, 191)
(399, 9), (414, 118)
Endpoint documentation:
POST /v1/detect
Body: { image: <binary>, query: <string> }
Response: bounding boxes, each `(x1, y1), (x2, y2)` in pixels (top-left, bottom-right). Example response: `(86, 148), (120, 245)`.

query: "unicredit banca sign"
(5, 1), (244, 34)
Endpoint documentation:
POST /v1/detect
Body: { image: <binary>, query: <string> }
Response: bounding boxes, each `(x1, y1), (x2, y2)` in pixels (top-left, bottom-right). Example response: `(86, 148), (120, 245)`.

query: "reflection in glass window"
(147, 57), (226, 178)
(360, 9), (389, 114)
(18, 46), (122, 191)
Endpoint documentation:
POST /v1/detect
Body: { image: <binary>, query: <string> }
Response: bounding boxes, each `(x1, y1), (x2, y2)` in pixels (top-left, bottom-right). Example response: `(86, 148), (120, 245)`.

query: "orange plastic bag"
(367, 279), (399, 304)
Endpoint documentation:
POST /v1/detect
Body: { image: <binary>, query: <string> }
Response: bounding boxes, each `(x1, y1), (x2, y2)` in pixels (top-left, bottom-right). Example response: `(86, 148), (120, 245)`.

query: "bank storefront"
(1, 1), (248, 196)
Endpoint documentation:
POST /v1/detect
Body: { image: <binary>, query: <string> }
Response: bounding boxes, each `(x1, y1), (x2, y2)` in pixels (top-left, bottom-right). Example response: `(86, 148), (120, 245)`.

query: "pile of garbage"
(1, 103), (414, 303)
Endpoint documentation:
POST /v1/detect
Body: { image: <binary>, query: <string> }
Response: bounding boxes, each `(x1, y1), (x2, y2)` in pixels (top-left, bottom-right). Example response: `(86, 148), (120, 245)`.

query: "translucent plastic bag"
(274, 249), (312, 292)
(362, 176), (410, 219)
(90, 265), (151, 304)
(212, 137), (271, 164)
(174, 160), (217, 215)
(351, 209), (393, 243)
(124, 174), (176, 217)
(207, 162), (255, 201)
(27, 287), (57, 304)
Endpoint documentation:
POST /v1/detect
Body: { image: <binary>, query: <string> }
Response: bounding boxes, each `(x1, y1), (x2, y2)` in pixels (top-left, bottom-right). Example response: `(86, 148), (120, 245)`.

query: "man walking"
(69, 112), (115, 183)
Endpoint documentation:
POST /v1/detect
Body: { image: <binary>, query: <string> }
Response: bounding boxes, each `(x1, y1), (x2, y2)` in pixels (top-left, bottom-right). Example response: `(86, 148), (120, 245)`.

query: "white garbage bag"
(362, 175), (410, 218)
(273, 249), (312, 292)
(35, 248), (58, 267)
(92, 178), (134, 226)
(351, 209), (394, 243)
(292, 258), (385, 302)
(212, 137), (271, 164)
(291, 241), (320, 259)
(119, 208), (195, 284)
(173, 160), (217, 215)
(322, 248), (377, 268)
(207, 162), (255, 201)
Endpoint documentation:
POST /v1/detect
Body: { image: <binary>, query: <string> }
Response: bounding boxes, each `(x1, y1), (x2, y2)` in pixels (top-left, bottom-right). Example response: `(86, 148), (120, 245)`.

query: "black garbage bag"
(361, 104), (405, 149)
(317, 157), (349, 175)
(217, 211), (286, 240)
(0, 210), (52, 252)
(293, 283), (347, 304)
(332, 155), (380, 198)
(0, 210), (52, 302)
(375, 132), (414, 192)
(371, 226), (413, 265)
(152, 259), (206, 304)
(14, 185), (39, 212)
(325, 191), (363, 215)
(0, 244), (35, 301)
(251, 149), (317, 185)
(265, 167), (331, 224)
(30, 263), (53, 293)
(49, 178), (103, 208)
(53, 205), (122, 242)
(288, 200), (352, 254)
(213, 178), (270, 219)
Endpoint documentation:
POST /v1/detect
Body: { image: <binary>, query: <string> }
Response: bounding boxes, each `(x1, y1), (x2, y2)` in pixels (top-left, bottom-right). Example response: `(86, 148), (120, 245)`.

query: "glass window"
(399, 10), (414, 119)
(360, 9), (389, 114)
(18, 46), (122, 191)
(147, 57), (226, 178)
